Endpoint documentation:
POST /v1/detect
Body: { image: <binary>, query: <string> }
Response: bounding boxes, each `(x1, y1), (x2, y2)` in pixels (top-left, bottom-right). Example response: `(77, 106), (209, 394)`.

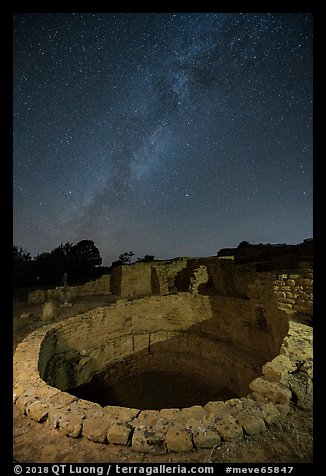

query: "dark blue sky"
(13, 12), (313, 265)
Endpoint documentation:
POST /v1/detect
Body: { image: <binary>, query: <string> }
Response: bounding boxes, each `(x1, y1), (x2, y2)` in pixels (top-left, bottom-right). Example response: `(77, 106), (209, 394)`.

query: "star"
(13, 13), (312, 265)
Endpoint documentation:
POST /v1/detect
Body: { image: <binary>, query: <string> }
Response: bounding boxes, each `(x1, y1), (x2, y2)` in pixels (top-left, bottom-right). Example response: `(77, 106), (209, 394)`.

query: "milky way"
(13, 13), (313, 265)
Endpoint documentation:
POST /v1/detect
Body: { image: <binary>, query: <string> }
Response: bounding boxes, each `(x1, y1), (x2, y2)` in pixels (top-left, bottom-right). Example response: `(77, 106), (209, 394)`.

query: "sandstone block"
(49, 392), (77, 408)
(59, 412), (83, 437)
(47, 408), (64, 429)
(132, 427), (166, 454)
(235, 409), (266, 435)
(165, 426), (193, 452)
(180, 405), (207, 420)
(249, 377), (292, 404)
(16, 393), (38, 414)
(26, 401), (49, 422)
(72, 399), (103, 415)
(288, 373), (310, 407)
(250, 392), (269, 404)
(260, 402), (281, 425)
(107, 422), (133, 445)
(240, 398), (264, 419)
(204, 400), (227, 417)
(225, 399), (244, 415)
(83, 414), (110, 443)
(192, 426), (221, 449)
(213, 414), (243, 441)
(104, 405), (140, 423)
(159, 409), (180, 419)
(262, 355), (296, 383)
(135, 410), (160, 426)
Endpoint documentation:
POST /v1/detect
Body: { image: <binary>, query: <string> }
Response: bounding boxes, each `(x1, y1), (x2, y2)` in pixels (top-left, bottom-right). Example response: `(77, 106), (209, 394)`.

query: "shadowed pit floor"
(70, 370), (237, 410)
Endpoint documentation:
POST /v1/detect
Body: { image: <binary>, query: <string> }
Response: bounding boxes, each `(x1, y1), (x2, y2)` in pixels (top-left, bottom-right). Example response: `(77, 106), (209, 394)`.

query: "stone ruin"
(14, 242), (313, 453)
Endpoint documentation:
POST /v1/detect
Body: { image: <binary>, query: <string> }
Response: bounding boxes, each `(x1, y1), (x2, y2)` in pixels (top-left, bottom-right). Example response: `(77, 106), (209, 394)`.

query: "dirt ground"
(13, 295), (313, 464)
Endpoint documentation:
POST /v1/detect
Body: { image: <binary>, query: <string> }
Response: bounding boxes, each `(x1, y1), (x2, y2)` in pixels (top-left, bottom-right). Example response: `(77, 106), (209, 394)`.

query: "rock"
(104, 405), (140, 423)
(249, 377), (292, 404)
(26, 401), (49, 422)
(49, 392), (77, 408)
(83, 414), (109, 443)
(225, 399), (244, 415)
(180, 405), (207, 420)
(20, 312), (33, 319)
(72, 399), (103, 414)
(262, 355), (296, 383)
(135, 410), (160, 427)
(59, 412), (83, 438)
(235, 409), (266, 435)
(132, 427), (166, 454)
(192, 426), (221, 449)
(250, 392), (270, 404)
(213, 414), (243, 441)
(298, 359), (313, 378)
(159, 409), (181, 419)
(107, 422), (133, 445)
(288, 373), (312, 410)
(42, 301), (58, 322)
(165, 426), (193, 452)
(260, 402), (281, 425)
(204, 401), (227, 416)
(240, 400), (264, 420)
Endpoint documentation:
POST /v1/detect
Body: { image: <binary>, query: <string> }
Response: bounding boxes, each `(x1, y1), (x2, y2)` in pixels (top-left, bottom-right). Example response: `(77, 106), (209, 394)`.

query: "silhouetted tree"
(117, 251), (134, 265)
(13, 246), (33, 288)
(238, 240), (251, 248)
(18, 240), (103, 288)
(137, 254), (155, 262)
(68, 240), (102, 278)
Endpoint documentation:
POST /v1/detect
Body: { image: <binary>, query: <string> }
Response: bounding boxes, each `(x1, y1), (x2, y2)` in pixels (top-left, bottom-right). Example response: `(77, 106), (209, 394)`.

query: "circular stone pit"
(13, 293), (313, 453)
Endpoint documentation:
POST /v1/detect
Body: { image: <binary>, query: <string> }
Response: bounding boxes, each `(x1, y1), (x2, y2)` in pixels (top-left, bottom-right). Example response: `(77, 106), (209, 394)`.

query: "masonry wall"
(28, 275), (110, 304)
(38, 288), (289, 397)
(111, 263), (152, 297)
(273, 264), (313, 316)
(90, 332), (263, 399)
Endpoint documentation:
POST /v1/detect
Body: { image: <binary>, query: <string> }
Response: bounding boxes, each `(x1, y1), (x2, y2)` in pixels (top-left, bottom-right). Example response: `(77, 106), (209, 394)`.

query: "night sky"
(13, 13), (313, 266)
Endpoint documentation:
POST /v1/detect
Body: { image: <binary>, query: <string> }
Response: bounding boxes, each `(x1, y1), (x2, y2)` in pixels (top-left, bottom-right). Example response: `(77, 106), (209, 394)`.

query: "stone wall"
(15, 246), (313, 453)
(151, 258), (188, 295)
(27, 251), (312, 317)
(273, 264), (313, 316)
(27, 275), (110, 304)
(110, 263), (152, 297)
(13, 294), (312, 453)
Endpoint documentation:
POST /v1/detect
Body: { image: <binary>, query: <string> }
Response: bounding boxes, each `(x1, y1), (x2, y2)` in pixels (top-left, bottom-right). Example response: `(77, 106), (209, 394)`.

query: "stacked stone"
(13, 315), (312, 453)
(189, 266), (209, 295)
(273, 267), (313, 316)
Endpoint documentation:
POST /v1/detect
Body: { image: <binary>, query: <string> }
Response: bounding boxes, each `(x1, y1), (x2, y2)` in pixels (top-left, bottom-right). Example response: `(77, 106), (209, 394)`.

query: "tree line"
(13, 241), (155, 289)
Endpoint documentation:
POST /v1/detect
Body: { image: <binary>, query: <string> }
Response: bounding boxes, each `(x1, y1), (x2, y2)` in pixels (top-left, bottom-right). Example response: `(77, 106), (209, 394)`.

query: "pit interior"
(40, 293), (288, 410)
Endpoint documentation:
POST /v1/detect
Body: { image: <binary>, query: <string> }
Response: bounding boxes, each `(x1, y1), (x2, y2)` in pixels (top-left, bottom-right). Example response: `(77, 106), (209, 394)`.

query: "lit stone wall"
(17, 252), (312, 454)
(28, 275), (110, 304)
(13, 291), (312, 452)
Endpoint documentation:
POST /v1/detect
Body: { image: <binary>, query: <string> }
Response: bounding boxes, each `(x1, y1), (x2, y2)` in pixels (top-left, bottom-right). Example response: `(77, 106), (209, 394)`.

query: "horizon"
(13, 236), (313, 268)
